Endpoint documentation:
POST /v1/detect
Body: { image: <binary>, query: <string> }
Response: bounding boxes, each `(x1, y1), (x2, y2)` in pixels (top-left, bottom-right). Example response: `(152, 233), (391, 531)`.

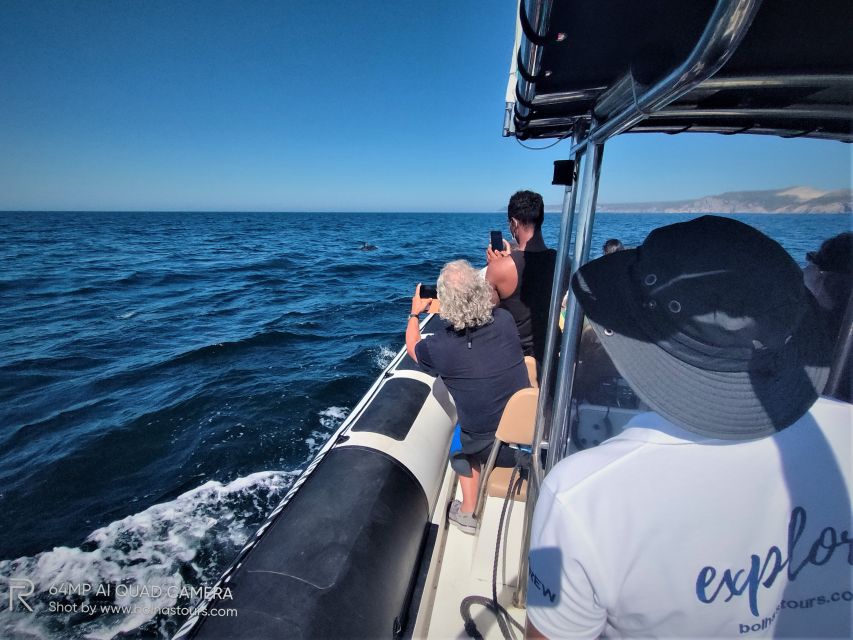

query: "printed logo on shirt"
(528, 547), (562, 606)
(695, 506), (853, 617)
(737, 591), (853, 634)
(529, 566), (557, 604)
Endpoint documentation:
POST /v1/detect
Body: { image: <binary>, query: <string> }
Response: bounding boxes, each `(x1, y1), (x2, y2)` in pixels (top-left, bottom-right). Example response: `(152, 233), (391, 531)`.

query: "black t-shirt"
(498, 249), (557, 364)
(415, 308), (530, 443)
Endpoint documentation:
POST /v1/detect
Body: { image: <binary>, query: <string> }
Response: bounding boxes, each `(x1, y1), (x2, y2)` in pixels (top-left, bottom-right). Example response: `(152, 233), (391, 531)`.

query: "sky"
(1, 1), (850, 212)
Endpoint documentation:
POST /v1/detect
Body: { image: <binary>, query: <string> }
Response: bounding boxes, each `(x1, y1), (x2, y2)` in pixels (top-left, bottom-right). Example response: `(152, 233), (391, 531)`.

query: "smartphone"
(420, 284), (438, 299)
(490, 230), (504, 252)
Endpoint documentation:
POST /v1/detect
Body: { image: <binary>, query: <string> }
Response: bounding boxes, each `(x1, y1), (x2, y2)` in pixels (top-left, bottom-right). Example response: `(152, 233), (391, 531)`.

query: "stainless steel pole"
(825, 290), (853, 401)
(515, 130), (584, 608)
(545, 141), (604, 473)
(530, 146), (583, 490)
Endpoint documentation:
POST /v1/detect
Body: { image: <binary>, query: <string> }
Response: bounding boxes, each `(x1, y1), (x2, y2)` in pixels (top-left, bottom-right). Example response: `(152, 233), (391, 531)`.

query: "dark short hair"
(508, 190), (544, 228)
(807, 232), (853, 274)
(603, 238), (624, 254)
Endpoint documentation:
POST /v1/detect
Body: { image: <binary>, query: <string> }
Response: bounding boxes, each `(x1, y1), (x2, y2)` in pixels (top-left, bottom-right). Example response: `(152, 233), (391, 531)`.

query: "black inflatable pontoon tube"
(188, 446), (430, 639)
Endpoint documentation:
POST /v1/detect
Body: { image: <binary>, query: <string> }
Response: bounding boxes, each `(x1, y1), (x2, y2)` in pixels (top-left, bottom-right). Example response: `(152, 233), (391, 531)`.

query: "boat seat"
(524, 355), (538, 388)
(474, 386), (539, 520)
(486, 466), (527, 502)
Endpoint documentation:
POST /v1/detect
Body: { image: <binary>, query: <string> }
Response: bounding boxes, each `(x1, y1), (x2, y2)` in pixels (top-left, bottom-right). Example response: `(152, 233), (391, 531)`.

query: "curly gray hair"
(437, 260), (494, 331)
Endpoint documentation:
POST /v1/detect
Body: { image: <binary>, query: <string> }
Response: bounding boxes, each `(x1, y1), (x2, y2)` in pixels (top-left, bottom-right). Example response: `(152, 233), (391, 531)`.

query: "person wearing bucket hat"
(803, 231), (853, 402)
(526, 216), (852, 639)
(804, 231), (853, 344)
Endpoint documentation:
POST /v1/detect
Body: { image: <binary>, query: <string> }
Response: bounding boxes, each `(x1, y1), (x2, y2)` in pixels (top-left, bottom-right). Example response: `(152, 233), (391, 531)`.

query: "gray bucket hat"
(572, 216), (831, 440)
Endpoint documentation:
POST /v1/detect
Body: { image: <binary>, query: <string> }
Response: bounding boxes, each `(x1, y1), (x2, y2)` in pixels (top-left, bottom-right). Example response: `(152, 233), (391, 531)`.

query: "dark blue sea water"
(0, 210), (849, 638)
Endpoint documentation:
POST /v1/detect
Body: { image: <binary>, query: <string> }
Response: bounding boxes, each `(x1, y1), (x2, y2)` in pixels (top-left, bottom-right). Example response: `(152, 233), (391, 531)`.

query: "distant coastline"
(546, 186), (852, 214)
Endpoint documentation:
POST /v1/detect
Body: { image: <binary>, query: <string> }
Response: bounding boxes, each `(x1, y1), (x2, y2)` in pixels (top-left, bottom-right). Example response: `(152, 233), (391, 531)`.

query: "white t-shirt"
(527, 397), (853, 639)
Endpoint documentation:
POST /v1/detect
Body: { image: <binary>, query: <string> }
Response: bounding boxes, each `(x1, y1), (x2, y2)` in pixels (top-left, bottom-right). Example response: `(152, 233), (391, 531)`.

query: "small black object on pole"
(552, 160), (575, 186)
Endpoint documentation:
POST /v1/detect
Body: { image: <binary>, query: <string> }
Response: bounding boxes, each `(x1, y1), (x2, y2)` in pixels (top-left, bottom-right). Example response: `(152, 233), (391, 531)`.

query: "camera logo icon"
(7, 578), (34, 612)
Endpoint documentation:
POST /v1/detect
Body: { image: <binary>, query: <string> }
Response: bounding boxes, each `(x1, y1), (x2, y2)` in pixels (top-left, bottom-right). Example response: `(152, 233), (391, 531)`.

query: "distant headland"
(546, 186), (852, 214)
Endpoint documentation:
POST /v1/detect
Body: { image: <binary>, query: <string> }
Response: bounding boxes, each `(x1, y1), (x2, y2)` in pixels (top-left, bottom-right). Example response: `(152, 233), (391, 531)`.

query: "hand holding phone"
(486, 231), (510, 263)
(412, 283), (435, 316)
(420, 284), (438, 299)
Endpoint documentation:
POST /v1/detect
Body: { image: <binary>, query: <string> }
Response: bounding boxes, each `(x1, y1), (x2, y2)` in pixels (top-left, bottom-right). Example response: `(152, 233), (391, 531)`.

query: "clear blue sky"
(1, 1), (850, 212)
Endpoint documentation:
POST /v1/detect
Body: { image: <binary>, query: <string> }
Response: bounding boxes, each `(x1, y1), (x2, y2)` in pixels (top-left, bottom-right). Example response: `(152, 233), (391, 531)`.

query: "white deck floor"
(413, 466), (529, 639)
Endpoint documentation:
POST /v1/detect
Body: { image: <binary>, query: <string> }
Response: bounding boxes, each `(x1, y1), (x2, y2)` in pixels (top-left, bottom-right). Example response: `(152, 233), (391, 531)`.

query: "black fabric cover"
(498, 249), (558, 364)
(191, 446), (429, 639)
(515, 0), (853, 140)
(350, 377), (430, 440)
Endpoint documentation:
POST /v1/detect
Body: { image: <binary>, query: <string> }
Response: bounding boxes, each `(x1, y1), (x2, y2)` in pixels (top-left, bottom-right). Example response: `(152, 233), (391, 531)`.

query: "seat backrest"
(523, 355), (538, 388)
(495, 387), (538, 446)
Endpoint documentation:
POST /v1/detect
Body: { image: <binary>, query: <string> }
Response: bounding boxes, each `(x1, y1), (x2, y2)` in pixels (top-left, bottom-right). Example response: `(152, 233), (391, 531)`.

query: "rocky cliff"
(547, 186), (853, 213)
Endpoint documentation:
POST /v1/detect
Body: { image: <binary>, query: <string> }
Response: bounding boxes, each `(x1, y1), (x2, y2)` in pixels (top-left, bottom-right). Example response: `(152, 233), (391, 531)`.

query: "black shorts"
(451, 441), (517, 478)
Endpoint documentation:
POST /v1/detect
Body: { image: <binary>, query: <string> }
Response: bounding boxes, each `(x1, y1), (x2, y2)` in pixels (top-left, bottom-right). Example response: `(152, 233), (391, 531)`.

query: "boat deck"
(412, 465), (529, 639)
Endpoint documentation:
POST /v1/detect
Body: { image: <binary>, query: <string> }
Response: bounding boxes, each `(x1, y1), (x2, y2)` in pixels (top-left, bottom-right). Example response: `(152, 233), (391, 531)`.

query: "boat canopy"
(507, 0), (853, 142)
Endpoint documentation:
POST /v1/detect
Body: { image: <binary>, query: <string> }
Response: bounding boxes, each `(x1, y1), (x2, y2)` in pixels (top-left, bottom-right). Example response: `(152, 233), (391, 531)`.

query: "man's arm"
(406, 284), (432, 362)
(486, 253), (518, 302)
(525, 619), (548, 639)
(406, 316), (421, 362)
(526, 483), (608, 639)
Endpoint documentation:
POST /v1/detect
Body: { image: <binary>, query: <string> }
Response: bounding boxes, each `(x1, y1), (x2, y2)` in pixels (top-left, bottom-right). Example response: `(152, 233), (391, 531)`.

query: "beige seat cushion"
(487, 467), (527, 501)
(524, 355), (538, 388)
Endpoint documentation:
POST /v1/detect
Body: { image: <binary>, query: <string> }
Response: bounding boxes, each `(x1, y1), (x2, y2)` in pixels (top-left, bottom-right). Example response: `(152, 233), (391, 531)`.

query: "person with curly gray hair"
(406, 260), (530, 534)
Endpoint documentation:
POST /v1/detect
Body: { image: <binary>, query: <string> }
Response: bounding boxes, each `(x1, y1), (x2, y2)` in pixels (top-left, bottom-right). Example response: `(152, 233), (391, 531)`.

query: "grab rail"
(573, 0), (763, 153)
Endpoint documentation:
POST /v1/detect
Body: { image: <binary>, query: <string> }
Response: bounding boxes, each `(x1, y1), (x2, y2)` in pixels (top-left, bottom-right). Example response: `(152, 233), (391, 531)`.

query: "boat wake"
(305, 406), (350, 455)
(0, 471), (297, 640)
(373, 345), (397, 370)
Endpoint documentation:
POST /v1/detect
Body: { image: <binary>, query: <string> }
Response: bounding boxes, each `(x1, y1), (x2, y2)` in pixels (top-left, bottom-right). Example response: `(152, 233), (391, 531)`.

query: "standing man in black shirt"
(486, 190), (558, 367)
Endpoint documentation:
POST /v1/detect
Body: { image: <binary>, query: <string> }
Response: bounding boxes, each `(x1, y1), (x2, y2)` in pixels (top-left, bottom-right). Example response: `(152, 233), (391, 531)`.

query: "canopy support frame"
(514, 0), (767, 611)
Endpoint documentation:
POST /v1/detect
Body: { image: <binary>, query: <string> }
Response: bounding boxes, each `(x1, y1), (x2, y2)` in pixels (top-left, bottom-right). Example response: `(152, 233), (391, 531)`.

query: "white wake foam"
(317, 406), (349, 430)
(306, 406), (350, 454)
(373, 345), (397, 370)
(0, 471), (296, 639)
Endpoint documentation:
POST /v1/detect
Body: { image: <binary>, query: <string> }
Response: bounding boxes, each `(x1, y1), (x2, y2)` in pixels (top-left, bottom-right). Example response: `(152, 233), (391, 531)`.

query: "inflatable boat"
(176, 0), (852, 637)
(173, 311), (459, 638)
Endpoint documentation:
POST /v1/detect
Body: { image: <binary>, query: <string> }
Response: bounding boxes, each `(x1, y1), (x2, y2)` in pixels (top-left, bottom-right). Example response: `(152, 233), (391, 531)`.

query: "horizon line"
(2, 209), (849, 216)
(0, 209), (504, 214)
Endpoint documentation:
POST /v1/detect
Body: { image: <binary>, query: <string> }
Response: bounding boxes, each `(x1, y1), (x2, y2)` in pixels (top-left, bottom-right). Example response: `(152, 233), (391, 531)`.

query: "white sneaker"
(448, 499), (476, 534)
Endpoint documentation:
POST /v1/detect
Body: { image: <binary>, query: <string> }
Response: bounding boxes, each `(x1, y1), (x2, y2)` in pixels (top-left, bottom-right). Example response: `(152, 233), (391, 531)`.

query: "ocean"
(1, 210), (849, 639)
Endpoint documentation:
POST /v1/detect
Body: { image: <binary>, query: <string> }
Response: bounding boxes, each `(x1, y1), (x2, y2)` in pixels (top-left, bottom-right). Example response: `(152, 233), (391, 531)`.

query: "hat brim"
(572, 249), (831, 440)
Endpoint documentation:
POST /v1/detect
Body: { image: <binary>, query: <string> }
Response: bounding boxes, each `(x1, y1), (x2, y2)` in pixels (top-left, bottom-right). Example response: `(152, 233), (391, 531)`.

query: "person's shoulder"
(492, 307), (521, 333)
(486, 252), (518, 278)
(811, 395), (853, 413)
(416, 325), (455, 370)
(423, 322), (454, 345)
(493, 307), (514, 324)
(541, 431), (655, 499)
(414, 333), (432, 354)
(807, 396), (853, 433)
